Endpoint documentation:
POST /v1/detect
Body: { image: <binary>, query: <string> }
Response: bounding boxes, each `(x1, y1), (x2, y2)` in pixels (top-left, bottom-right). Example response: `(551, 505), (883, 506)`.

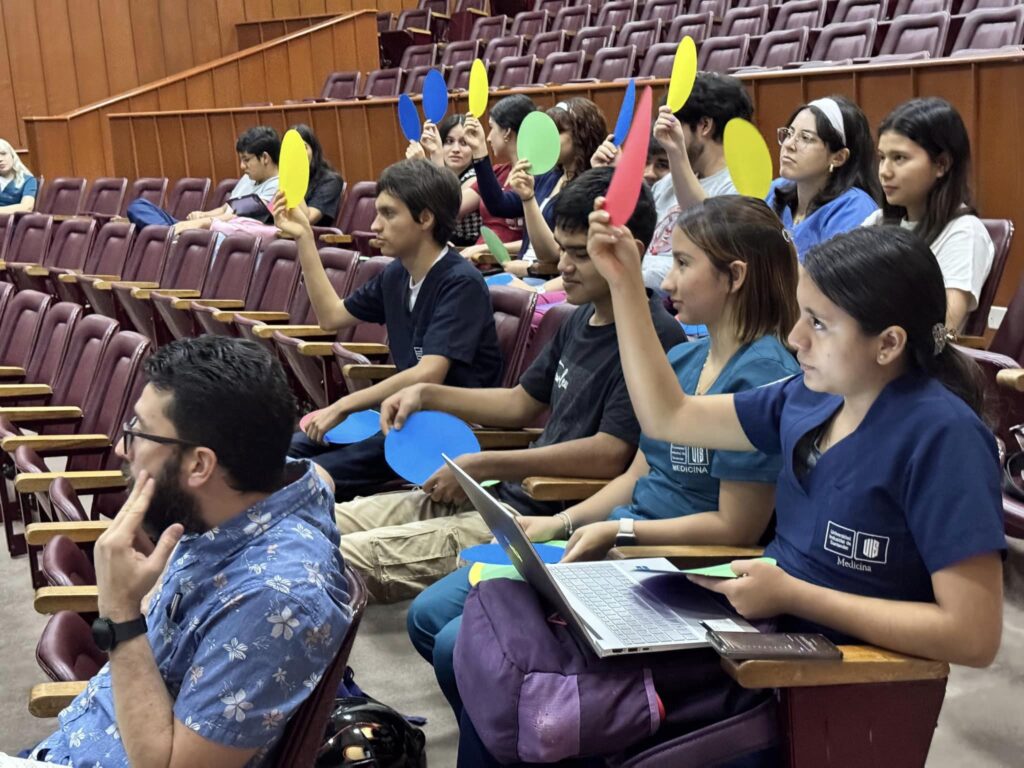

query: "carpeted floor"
(2, 533), (1021, 766)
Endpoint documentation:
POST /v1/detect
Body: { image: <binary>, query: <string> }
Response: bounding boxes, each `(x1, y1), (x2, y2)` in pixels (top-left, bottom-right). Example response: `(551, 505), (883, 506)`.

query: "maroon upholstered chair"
(151, 234), (262, 342)
(959, 0), (1021, 11)
(78, 224), (169, 319)
(690, 0), (728, 16)
(570, 25), (615, 59)
(721, 4), (770, 36)
(0, 280), (13, 326)
(772, 0), (826, 32)
(208, 178), (239, 210)
(448, 59), (474, 90)
(745, 27), (811, 69)
(534, 0), (567, 15)
(585, 45), (638, 79)
(639, 42), (680, 77)
(960, 219), (1014, 338)
(80, 178), (127, 216)
(537, 50), (587, 83)
(596, 0), (638, 28)
(511, 9), (551, 37)
(484, 34), (526, 62)
(363, 68), (404, 97)
(488, 286), (537, 387)
(643, 0), (684, 25)
(40, 535), (96, 587)
(0, 213), (16, 262)
(3, 213), (54, 275)
(403, 65), (434, 94)
(0, 301), (83, 398)
(9, 218), (96, 294)
(122, 177), (168, 215)
(165, 177), (212, 220)
(192, 238), (301, 338)
(699, 34), (752, 72)
(336, 182), (378, 255)
(950, 5), (1024, 53)
(666, 12), (715, 43)
(617, 19), (663, 53)
(528, 29), (569, 58)
(832, 0), (886, 23)
(878, 11), (950, 58)
(808, 19), (878, 61)
(493, 54), (539, 87)
(552, 4), (592, 34)
(320, 71), (362, 100)
(111, 229), (215, 341)
(0, 290), (52, 370)
(36, 178), (86, 217)
(440, 39), (483, 69)
(36, 611), (107, 682)
(471, 13), (510, 42)
(400, 42), (438, 70)
(890, 0), (951, 15)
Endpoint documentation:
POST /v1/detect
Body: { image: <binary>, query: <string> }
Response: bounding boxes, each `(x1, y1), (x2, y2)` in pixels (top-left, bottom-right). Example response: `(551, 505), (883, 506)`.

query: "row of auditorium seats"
(10, 176), (219, 220)
(336, 1), (1024, 97)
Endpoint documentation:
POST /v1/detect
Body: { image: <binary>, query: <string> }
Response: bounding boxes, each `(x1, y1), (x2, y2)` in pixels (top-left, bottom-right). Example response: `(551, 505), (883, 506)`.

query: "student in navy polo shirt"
(515, 196), (801, 559)
(272, 158), (503, 500)
(0, 138), (38, 213)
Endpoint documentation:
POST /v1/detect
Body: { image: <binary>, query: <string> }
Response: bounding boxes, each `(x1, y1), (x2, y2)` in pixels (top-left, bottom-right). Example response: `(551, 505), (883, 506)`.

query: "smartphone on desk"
(705, 629), (843, 661)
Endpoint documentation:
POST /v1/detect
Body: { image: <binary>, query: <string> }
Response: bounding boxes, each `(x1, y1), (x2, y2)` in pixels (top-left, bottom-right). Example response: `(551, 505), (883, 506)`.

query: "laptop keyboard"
(553, 563), (702, 646)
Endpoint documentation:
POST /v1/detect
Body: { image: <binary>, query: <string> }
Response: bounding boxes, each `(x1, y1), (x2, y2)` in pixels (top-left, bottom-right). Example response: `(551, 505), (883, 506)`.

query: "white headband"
(807, 98), (846, 146)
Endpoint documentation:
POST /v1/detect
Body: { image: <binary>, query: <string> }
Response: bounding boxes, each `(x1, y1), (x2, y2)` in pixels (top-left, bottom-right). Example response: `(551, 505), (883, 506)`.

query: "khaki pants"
(336, 490), (493, 603)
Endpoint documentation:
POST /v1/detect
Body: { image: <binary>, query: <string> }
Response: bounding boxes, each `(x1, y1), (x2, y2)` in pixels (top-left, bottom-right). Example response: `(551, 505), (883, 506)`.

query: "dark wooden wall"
(105, 52), (1024, 306)
(24, 11), (380, 181)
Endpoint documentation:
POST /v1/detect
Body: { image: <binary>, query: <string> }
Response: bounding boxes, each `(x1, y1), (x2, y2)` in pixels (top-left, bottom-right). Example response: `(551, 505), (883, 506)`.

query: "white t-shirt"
(642, 167), (738, 290)
(230, 174), (280, 204)
(861, 211), (994, 310)
(651, 174), (677, 221)
(408, 248), (449, 310)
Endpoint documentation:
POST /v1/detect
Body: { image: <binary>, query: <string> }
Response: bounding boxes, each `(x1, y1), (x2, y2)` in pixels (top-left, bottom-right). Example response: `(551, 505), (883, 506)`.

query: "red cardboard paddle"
(604, 86), (653, 227)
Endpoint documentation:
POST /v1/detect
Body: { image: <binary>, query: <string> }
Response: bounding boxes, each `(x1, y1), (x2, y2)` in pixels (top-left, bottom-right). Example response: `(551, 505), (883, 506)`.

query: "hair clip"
(932, 322), (952, 356)
(780, 228), (793, 244)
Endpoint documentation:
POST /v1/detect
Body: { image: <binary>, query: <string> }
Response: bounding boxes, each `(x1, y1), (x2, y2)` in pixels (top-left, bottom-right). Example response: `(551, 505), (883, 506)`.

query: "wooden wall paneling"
(156, 118), (189, 181)
(185, 72), (218, 110)
(310, 107), (345, 177)
(128, 91), (163, 113)
(299, 0), (329, 13)
(3, 0), (47, 147)
(73, 111), (111, 178)
(236, 25), (264, 50)
(157, 82), (189, 112)
(0, 6), (18, 146)
(263, 45), (294, 105)
(159, 0), (197, 76)
(108, 116), (137, 179)
(206, 112), (244, 182)
(243, 0), (275, 19)
(181, 115), (218, 181)
(286, 36), (316, 100)
(97, 0), (139, 96)
(131, 118), (164, 179)
(307, 25), (338, 94)
(238, 55), (270, 105)
(218, 0), (248, 55)
(190, 1), (227, 65)
(130, 0), (169, 85)
(36, 0), (80, 115)
(273, 0), (303, 16)
(213, 65), (244, 106)
(26, 121), (73, 180)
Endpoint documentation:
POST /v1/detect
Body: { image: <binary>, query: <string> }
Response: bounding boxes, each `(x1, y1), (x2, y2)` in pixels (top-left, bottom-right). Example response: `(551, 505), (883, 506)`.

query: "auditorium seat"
(537, 50), (588, 83)
(962, 219), (1014, 337)
(206, 178), (237, 211)
(40, 536), (95, 587)
(363, 68), (404, 97)
(740, 27), (810, 70)
(9, 219), (97, 295)
(571, 25), (616, 59)
(638, 42), (679, 76)
(617, 19), (664, 53)
(808, 19), (878, 62)
(3, 214), (54, 278)
(772, 0), (826, 33)
(484, 34), (527, 62)
(720, 5), (770, 36)
(54, 222), (136, 307)
(440, 39), (482, 70)
(397, 8), (432, 32)
(35, 612), (106, 683)
(377, 11), (395, 32)
(0, 291), (53, 375)
(585, 45), (638, 80)
(80, 178), (127, 217)
(832, 0), (887, 23)
(164, 177), (211, 220)
(889, 0), (952, 15)
(552, 4), (592, 34)
(666, 12), (715, 43)
(596, 0), (638, 28)
(191, 239), (302, 338)
(472, 13), (510, 41)
(400, 43), (438, 70)
(534, 0), (566, 15)
(404, 65), (434, 94)
(950, 5), (1024, 53)
(643, 0), (684, 25)
(528, 29), (570, 58)
(0, 214), (16, 262)
(958, 0), (1021, 12)
(121, 177), (167, 215)
(511, 9), (551, 37)
(878, 11), (950, 58)
(698, 34), (752, 72)
(419, 0), (449, 13)
(0, 301), (82, 404)
(320, 71), (362, 100)
(691, 0), (728, 16)
(36, 179), (85, 217)
(493, 54), (539, 87)
(448, 59), (473, 90)
(151, 234), (263, 342)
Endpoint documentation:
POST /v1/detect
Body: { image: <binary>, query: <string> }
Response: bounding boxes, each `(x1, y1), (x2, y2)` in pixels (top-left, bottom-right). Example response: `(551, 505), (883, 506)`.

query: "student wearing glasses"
(768, 96), (881, 259)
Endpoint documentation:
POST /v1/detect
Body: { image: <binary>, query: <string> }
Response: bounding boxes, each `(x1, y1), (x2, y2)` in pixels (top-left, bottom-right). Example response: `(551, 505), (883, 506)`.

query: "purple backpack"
(453, 578), (663, 764)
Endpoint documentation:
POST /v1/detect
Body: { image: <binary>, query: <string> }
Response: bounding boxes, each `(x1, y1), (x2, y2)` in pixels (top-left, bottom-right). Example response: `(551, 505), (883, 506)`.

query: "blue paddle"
(460, 542), (565, 565)
(422, 69), (449, 124)
(397, 93), (422, 142)
(324, 410), (381, 445)
(612, 78), (637, 147)
(384, 410), (481, 485)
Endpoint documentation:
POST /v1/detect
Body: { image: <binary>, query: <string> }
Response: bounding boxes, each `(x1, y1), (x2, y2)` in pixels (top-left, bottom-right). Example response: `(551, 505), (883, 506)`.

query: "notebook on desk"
(444, 456), (758, 658)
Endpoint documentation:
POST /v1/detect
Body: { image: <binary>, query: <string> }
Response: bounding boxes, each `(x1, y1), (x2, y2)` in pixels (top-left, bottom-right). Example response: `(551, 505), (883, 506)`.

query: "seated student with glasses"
(768, 96), (881, 260)
(27, 336), (350, 768)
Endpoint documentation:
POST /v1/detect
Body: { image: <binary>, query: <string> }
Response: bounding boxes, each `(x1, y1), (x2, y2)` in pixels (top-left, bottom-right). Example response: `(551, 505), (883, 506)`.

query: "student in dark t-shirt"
(272, 159), (502, 500)
(292, 124), (344, 228)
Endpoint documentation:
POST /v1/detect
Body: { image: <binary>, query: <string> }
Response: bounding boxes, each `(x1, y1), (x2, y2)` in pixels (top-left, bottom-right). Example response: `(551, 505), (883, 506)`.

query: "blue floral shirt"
(33, 460), (350, 767)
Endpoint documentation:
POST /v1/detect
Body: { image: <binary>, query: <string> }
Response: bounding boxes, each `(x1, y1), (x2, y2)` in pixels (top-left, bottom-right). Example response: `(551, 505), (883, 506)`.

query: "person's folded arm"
(560, 449), (649, 528)
(469, 431), (636, 483)
(338, 354), (451, 415)
(472, 156), (526, 219)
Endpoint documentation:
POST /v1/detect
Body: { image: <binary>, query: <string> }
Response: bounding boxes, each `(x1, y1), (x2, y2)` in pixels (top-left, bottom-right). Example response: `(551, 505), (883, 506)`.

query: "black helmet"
(317, 696), (427, 767)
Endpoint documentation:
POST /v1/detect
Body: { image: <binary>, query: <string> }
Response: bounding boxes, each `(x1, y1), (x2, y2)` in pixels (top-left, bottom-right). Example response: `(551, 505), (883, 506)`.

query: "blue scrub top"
(0, 174), (38, 207)
(735, 373), (1005, 615)
(610, 336), (799, 522)
(766, 179), (878, 261)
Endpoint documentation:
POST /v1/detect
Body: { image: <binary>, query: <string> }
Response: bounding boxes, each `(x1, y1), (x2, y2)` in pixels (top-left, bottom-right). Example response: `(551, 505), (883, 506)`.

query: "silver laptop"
(443, 456), (758, 658)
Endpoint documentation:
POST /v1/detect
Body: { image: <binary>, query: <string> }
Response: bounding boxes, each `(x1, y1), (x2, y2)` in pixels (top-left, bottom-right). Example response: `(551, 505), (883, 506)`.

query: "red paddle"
(604, 85), (654, 228)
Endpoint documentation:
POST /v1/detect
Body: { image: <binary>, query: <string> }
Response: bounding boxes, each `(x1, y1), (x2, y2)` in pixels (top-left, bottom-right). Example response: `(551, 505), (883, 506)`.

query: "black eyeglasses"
(121, 416), (199, 453)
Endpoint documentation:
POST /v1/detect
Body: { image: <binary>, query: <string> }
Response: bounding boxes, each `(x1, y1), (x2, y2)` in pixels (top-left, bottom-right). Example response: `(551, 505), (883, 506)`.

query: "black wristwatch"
(614, 517), (638, 548)
(92, 615), (148, 652)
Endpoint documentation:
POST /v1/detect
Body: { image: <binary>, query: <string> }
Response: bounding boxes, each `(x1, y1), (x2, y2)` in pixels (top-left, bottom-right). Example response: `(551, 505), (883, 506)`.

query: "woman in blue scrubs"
(0, 139), (38, 213)
(768, 96), (881, 260)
